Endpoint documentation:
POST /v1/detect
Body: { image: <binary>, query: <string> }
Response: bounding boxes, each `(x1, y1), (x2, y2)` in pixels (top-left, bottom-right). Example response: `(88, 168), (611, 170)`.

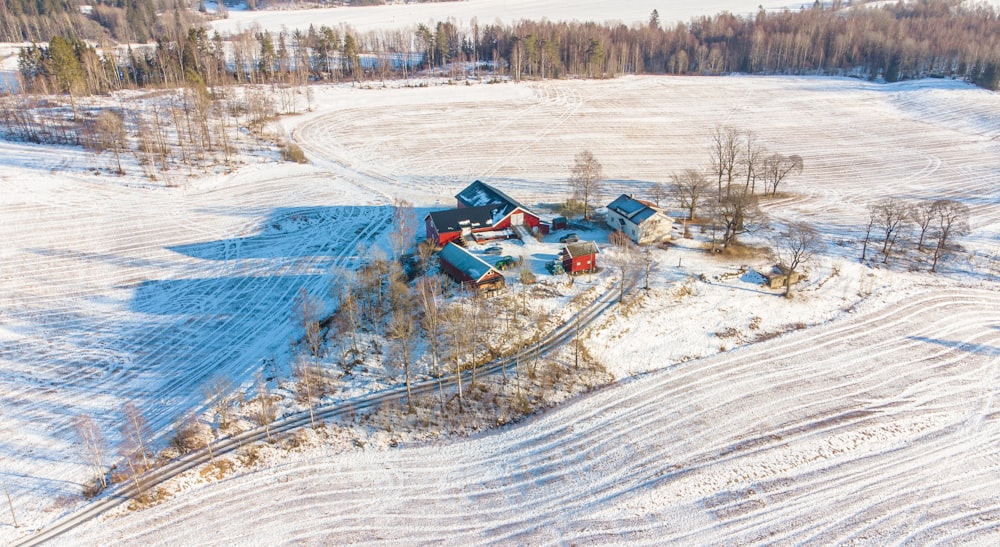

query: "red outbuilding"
(438, 242), (506, 294)
(425, 180), (542, 247)
(561, 241), (600, 274)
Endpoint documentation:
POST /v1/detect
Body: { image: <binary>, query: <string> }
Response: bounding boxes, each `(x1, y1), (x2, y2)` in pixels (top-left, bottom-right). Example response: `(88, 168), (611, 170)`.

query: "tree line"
(11, 0), (1000, 97)
(0, 0), (185, 44)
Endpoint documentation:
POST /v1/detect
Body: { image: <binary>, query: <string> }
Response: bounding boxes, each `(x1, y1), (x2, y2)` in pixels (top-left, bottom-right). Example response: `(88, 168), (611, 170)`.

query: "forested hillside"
(0, 0), (193, 43)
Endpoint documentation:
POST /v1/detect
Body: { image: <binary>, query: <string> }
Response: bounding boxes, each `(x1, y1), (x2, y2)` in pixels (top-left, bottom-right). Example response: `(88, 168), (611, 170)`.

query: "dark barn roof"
(456, 180), (536, 220)
(427, 205), (497, 233)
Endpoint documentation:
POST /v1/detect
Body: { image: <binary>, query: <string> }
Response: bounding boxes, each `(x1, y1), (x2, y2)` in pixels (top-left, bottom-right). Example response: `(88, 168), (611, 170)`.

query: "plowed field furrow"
(61, 286), (1000, 544)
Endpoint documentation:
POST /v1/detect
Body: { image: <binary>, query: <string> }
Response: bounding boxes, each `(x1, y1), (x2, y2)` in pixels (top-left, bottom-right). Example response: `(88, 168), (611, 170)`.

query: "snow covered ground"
(2, 73), (998, 544)
(3, 3), (1000, 544)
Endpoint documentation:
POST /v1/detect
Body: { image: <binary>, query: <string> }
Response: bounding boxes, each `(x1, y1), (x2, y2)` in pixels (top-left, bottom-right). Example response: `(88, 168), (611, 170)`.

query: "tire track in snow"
(55, 287), (1000, 545)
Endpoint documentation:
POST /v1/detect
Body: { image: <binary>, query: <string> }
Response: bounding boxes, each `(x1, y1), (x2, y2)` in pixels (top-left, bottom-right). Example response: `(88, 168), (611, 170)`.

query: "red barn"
(455, 180), (541, 232)
(562, 241), (599, 274)
(425, 205), (495, 247)
(438, 242), (506, 294)
(425, 181), (542, 247)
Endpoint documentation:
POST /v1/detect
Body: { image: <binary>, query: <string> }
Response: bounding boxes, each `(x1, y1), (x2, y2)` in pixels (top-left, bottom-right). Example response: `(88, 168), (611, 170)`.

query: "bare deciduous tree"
(609, 232), (639, 303)
(930, 199), (970, 273)
(203, 375), (237, 431)
(709, 126), (741, 198)
(910, 200), (937, 252)
(740, 130), (766, 195)
(3, 482), (17, 528)
(641, 247), (655, 290)
(387, 306), (417, 414)
(292, 354), (323, 429)
(568, 149), (604, 221)
(442, 303), (469, 413)
(389, 198), (417, 263)
(73, 413), (108, 489)
(293, 287), (325, 366)
(873, 198), (911, 264)
(95, 109), (126, 174)
(772, 221), (821, 297)
(416, 275), (444, 376)
(718, 185), (766, 250)
(671, 168), (711, 220)
(761, 153), (803, 196)
(253, 371), (276, 442)
(860, 208), (877, 262)
(119, 402), (151, 495)
(649, 182), (669, 207)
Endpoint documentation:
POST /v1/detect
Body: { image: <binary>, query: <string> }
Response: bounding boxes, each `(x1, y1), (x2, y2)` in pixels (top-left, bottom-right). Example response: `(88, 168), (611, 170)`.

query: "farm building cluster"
(423, 181), (681, 294)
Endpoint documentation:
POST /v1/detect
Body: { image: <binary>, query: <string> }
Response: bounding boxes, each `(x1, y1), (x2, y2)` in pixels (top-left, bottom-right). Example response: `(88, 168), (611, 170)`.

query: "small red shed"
(562, 241), (599, 274)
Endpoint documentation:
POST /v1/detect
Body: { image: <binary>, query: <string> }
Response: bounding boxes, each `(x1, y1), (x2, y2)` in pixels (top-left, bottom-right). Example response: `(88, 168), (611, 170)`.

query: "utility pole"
(4, 482), (18, 528)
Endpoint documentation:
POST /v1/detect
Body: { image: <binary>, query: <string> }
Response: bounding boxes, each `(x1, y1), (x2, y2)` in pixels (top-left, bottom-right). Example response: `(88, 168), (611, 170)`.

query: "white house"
(605, 194), (672, 245)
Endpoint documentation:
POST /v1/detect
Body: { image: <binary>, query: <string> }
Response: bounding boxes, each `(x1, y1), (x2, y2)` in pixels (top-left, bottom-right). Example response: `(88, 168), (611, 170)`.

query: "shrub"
(280, 141), (308, 163)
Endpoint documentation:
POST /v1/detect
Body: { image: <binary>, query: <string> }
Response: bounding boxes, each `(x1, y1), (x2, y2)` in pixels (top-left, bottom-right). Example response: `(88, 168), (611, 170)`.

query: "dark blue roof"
(607, 194), (659, 224)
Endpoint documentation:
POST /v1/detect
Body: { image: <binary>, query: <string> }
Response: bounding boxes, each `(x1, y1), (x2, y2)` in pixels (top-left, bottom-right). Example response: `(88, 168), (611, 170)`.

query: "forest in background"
(0, 0), (448, 43)
(8, 0), (1000, 99)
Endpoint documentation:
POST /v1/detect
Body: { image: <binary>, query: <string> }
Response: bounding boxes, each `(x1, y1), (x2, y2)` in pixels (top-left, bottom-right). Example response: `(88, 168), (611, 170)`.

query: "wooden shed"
(438, 242), (506, 294)
(562, 241), (599, 274)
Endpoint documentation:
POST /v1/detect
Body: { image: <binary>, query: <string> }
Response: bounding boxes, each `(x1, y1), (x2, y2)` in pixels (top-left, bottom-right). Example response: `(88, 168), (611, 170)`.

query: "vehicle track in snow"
(53, 287), (1000, 545)
(0, 166), (392, 511)
(5, 75), (1000, 544)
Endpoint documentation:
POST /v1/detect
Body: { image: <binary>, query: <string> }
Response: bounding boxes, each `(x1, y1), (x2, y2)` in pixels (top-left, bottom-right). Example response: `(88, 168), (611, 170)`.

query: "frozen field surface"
(2, 74), (1000, 543)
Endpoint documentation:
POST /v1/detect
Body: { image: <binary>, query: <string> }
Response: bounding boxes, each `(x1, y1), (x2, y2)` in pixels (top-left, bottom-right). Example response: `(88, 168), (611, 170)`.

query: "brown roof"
(563, 241), (599, 258)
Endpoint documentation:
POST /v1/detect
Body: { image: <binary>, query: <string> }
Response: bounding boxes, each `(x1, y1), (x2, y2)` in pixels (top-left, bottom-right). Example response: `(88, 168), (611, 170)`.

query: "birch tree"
(119, 402), (151, 495)
(388, 306), (417, 414)
(73, 414), (108, 489)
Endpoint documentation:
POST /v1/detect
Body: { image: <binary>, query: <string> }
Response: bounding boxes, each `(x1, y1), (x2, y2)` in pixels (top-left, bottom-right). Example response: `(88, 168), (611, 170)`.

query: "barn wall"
(440, 259), (474, 284)
(563, 254), (596, 273)
(437, 231), (462, 246)
(493, 208), (541, 230)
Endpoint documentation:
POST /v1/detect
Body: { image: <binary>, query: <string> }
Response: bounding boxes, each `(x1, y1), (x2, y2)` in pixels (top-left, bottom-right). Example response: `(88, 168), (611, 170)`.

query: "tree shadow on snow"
(908, 336), (1000, 357)
(169, 205), (393, 260)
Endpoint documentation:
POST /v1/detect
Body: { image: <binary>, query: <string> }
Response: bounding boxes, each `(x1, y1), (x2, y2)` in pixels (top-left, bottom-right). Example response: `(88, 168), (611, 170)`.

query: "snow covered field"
(211, 0), (801, 35)
(2, 72), (998, 544)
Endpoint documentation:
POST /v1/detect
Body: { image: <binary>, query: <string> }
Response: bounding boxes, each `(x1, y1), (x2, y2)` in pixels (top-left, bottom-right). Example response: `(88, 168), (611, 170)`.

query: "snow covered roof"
(456, 180), (536, 220)
(564, 241), (600, 258)
(607, 194), (662, 225)
(427, 205), (496, 233)
(439, 242), (500, 282)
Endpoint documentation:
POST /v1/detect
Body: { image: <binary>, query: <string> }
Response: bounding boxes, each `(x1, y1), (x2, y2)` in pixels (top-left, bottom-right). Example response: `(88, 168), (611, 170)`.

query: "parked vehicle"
(495, 255), (522, 270)
(483, 245), (503, 255)
(559, 233), (579, 243)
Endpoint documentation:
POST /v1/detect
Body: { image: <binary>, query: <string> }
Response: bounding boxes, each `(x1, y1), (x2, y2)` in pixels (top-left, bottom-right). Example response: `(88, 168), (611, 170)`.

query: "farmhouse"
(438, 242), (506, 294)
(562, 241), (599, 274)
(425, 180), (543, 247)
(605, 194), (672, 245)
